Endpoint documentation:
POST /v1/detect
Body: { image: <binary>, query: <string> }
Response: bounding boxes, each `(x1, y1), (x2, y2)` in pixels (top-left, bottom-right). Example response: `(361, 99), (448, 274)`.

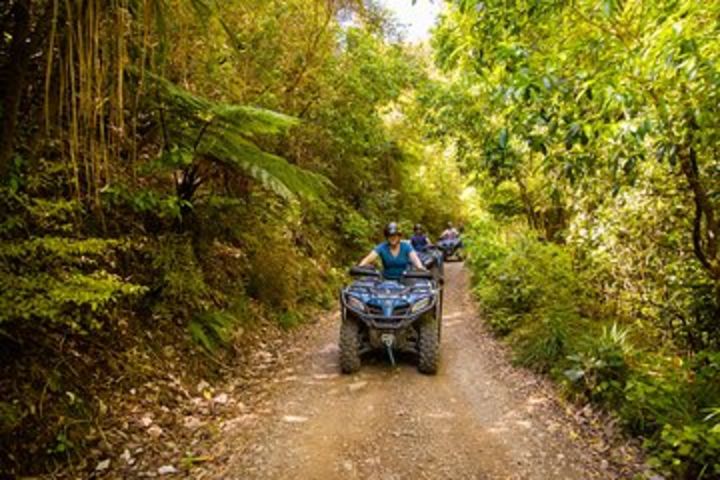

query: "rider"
(410, 224), (431, 251)
(440, 221), (460, 240)
(359, 222), (426, 280)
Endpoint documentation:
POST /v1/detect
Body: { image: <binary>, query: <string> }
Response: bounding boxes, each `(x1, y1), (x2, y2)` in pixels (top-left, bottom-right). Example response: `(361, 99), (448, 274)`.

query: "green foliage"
(651, 421), (720, 479)
(620, 353), (720, 477)
(464, 217), (720, 475)
(102, 185), (191, 221)
(151, 235), (214, 318)
(144, 71), (329, 202)
(0, 0), (463, 474)
(0, 402), (23, 435)
(243, 222), (309, 311)
(470, 229), (582, 337)
(189, 309), (238, 352)
(337, 206), (375, 255)
(435, 0), (720, 475)
(511, 308), (571, 373)
(621, 362), (694, 436)
(564, 324), (633, 406)
(0, 236), (146, 331)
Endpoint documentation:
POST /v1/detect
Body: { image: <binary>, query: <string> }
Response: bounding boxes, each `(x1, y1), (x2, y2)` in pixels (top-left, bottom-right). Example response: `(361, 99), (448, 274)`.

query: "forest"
(0, 0), (718, 478)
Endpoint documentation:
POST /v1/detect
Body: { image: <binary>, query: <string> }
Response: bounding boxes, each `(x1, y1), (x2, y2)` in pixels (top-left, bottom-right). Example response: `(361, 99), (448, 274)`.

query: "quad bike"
(416, 245), (444, 282)
(339, 266), (442, 375)
(437, 236), (463, 262)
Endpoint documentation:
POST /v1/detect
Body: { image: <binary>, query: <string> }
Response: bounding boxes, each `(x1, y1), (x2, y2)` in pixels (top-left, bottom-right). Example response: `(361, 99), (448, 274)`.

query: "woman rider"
(359, 222), (426, 280)
(410, 223), (431, 251)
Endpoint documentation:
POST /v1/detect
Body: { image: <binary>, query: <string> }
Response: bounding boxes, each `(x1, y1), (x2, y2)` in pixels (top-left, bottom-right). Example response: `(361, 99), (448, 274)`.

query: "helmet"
(447, 221), (454, 228)
(413, 223), (423, 233)
(384, 222), (401, 238)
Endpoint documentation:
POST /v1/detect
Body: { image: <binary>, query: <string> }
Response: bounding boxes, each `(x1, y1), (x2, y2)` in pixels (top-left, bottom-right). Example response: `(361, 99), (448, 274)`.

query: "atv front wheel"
(339, 314), (361, 374)
(418, 314), (440, 374)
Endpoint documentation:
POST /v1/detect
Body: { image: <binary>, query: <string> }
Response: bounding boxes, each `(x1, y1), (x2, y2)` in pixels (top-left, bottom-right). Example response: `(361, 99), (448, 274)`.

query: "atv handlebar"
(349, 266), (382, 277)
(404, 270), (433, 280)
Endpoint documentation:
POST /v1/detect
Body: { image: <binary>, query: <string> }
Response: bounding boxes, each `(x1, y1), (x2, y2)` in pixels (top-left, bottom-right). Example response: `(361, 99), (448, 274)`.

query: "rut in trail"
(207, 263), (635, 480)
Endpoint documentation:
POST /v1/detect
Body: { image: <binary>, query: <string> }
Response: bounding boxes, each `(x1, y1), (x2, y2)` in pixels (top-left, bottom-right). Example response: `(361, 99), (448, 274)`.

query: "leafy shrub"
(151, 234), (213, 319)
(189, 309), (238, 352)
(469, 229), (583, 338)
(0, 236), (147, 332)
(462, 215), (508, 275)
(564, 323), (633, 406)
(621, 357), (694, 435)
(618, 353), (720, 475)
(511, 307), (573, 373)
(689, 352), (720, 412)
(338, 206), (375, 255)
(649, 419), (720, 479)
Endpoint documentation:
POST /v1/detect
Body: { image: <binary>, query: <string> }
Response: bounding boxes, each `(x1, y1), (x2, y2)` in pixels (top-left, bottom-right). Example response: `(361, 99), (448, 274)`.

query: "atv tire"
(339, 314), (361, 374)
(418, 314), (440, 374)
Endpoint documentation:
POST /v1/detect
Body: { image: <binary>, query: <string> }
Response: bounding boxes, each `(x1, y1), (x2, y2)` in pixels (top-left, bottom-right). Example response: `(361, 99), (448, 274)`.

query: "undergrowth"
(464, 217), (720, 478)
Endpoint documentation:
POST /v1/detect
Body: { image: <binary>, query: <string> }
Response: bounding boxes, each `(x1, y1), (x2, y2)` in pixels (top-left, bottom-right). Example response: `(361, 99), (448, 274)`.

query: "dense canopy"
(0, 0), (718, 477)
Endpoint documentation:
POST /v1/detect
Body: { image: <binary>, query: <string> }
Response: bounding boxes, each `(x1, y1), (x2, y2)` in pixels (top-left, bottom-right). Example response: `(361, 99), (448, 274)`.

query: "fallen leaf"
(282, 415), (308, 423)
(349, 381), (367, 392)
(158, 464), (178, 475)
(196, 380), (210, 393)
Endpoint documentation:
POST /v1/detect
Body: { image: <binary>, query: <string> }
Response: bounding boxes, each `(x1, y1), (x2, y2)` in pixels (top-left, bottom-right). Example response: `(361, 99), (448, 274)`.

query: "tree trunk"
(515, 174), (539, 232)
(679, 144), (720, 282)
(0, 1), (34, 181)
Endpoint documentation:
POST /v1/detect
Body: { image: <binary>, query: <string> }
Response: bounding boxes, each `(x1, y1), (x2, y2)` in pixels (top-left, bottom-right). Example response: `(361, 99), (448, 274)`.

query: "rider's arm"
(409, 250), (426, 271)
(359, 250), (379, 267)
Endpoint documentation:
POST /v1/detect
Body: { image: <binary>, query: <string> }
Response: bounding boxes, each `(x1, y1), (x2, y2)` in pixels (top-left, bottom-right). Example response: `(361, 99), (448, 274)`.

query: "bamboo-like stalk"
(65, 0), (82, 202)
(44, 0), (60, 134)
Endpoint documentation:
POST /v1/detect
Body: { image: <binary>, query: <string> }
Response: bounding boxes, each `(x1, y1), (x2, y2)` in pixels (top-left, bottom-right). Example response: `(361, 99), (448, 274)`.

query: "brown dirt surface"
(100, 263), (649, 479)
(193, 263), (648, 479)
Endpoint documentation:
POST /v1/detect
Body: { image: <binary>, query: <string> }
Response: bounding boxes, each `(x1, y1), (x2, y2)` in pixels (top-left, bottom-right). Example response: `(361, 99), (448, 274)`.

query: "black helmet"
(384, 222), (401, 238)
(413, 223), (423, 233)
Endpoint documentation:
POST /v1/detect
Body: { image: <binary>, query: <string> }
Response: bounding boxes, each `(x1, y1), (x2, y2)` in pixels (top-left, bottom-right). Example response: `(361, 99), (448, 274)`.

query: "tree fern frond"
(198, 129), (329, 200)
(142, 71), (328, 200)
(213, 105), (299, 136)
(148, 72), (296, 137)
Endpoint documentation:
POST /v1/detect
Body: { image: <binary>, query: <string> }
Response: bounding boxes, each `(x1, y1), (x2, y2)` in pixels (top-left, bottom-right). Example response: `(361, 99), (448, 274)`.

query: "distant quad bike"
(437, 236), (463, 262)
(339, 266), (443, 375)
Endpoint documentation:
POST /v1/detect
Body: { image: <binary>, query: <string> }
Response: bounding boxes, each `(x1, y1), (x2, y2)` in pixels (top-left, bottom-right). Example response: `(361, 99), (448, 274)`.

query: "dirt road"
(203, 263), (640, 479)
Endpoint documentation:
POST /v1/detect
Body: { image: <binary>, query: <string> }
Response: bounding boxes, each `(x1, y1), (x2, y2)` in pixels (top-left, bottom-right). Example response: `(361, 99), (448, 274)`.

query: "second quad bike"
(416, 245), (444, 282)
(339, 266), (443, 375)
(437, 236), (463, 262)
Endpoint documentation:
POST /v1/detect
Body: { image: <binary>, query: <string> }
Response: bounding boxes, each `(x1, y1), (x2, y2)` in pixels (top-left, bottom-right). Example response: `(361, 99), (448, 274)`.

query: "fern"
(188, 310), (236, 352)
(144, 72), (328, 200)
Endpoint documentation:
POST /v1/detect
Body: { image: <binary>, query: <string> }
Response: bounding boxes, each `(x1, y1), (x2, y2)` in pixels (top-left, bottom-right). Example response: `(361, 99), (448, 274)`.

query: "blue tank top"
(375, 241), (414, 280)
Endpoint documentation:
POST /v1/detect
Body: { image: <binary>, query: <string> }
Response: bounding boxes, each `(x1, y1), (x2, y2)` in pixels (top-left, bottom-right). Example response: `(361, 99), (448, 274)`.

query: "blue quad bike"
(437, 236), (463, 262)
(339, 259), (443, 374)
(416, 245), (445, 281)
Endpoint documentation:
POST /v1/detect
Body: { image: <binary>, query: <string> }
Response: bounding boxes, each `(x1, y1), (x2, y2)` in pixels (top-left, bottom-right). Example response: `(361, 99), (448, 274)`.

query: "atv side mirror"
(349, 266), (381, 277)
(404, 270), (433, 280)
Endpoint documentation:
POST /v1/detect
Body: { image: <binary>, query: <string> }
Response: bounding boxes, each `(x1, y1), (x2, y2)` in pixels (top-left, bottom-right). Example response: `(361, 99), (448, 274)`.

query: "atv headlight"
(411, 297), (431, 313)
(347, 295), (366, 312)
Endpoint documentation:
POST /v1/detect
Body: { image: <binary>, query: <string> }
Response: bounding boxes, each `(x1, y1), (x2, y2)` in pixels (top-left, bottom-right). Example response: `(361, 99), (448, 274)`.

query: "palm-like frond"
(145, 72), (327, 200)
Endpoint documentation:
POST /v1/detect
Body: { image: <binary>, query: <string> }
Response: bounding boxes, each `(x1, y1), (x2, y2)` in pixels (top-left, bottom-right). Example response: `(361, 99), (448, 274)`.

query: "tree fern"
(145, 72), (328, 201)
